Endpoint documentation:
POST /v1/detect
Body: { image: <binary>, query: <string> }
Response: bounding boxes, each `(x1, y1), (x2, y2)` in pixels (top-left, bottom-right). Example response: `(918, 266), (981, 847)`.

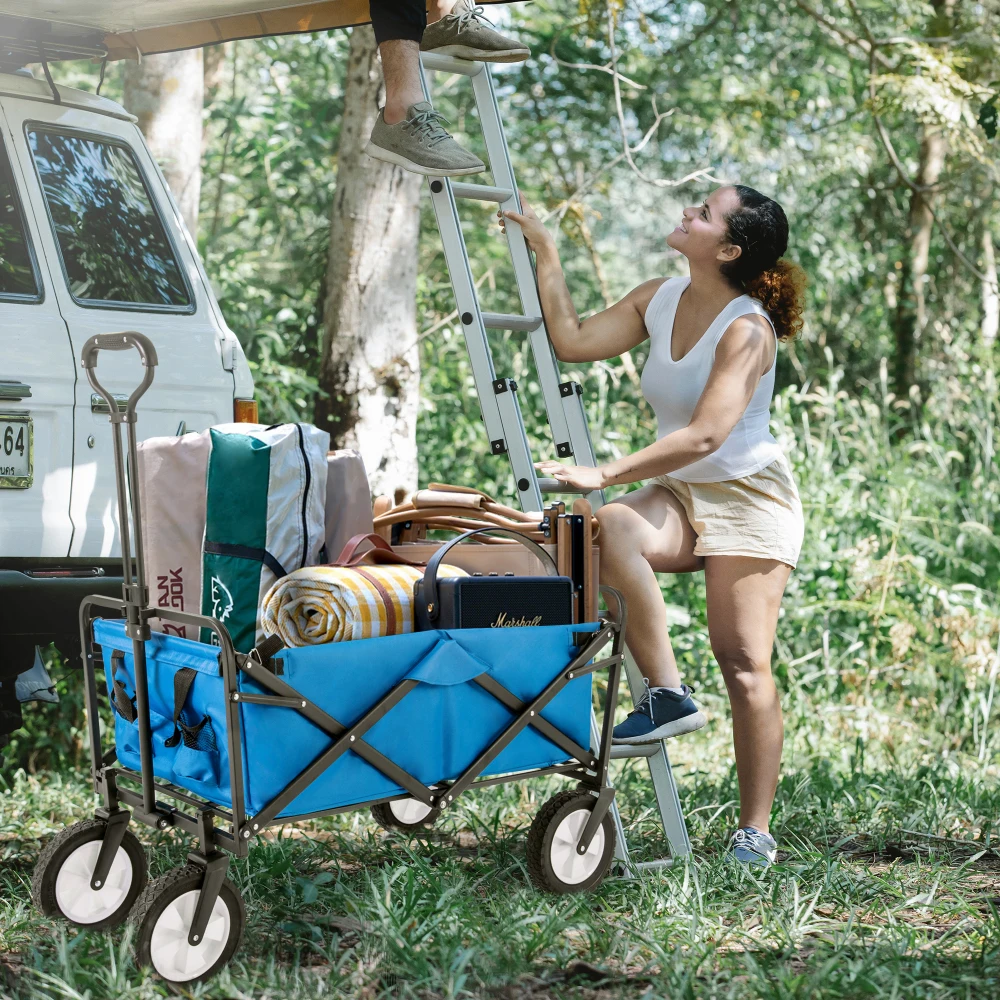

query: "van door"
(5, 99), (234, 560)
(0, 113), (76, 558)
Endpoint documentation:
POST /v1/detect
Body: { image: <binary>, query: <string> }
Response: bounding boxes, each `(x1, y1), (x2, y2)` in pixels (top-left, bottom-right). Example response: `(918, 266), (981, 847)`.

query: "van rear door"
(0, 110), (76, 558)
(4, 98), (234, 560)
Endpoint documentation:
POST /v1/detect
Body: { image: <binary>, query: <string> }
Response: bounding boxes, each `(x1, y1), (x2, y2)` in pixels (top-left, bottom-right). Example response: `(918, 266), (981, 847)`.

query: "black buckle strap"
(163, 667), (212, 750)
(110, 651), (136, 723)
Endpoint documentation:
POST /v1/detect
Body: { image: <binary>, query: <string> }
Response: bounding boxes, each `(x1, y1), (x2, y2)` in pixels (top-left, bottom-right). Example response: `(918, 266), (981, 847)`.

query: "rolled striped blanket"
(260, 563), (467, 646)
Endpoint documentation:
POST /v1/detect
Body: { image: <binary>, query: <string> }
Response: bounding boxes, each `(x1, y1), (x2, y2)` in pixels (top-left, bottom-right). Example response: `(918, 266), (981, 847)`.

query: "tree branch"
(603, 2), (719, 191)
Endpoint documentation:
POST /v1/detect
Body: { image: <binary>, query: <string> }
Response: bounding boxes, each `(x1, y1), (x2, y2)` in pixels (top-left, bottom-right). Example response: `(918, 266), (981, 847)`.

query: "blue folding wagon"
(32, 333), (627, 989)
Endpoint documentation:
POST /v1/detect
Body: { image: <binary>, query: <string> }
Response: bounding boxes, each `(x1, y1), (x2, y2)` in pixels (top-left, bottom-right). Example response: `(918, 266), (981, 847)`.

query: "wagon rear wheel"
(371, 797), (435, 832)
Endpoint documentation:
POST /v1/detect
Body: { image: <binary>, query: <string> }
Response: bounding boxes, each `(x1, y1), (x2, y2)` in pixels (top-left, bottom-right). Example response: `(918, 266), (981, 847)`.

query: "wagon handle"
(81, 331), (158, 425)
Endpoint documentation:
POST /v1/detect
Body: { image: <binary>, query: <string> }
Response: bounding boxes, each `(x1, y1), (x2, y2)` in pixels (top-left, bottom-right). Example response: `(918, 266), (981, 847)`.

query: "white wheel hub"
(149, 889), (231, 983)
(54, 839), (133, 924)
(549, 808), (606, 885)
(389, 797), (433, 825)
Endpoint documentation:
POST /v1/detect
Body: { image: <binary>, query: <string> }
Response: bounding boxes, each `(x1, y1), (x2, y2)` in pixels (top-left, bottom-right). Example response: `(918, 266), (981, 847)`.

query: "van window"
(27, 128), (192, 310)
(0, 137), (40, 301)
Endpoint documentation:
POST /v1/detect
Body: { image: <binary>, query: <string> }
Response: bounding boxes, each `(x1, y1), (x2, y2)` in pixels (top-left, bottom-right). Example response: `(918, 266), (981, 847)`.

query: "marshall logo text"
(490, 611), (544, 628)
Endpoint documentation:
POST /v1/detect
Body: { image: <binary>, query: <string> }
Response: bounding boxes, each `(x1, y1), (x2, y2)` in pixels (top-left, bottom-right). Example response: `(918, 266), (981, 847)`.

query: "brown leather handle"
(333, 533), (426, 567)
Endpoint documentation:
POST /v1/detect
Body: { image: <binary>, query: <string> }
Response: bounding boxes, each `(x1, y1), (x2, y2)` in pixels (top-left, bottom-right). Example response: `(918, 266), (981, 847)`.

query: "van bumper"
(0, 563), (123, 676)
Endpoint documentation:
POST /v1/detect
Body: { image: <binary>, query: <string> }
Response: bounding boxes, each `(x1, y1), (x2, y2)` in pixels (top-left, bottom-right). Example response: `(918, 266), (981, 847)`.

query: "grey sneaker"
(727, 827), (777, 869)
(366, 101), (484, 177)
(421, 1), (530, 63)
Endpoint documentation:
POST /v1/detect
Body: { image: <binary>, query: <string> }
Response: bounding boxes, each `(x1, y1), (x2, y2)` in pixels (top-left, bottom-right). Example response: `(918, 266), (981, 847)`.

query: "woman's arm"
(535, 314), (776, 490)
(500, 198), (659, 363)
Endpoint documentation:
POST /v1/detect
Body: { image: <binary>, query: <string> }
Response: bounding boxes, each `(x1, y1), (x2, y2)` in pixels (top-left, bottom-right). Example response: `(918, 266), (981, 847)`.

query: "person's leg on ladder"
(703, 554), (791, 867)
(367, 1), (529, 176)
(596, 484), (707, 744)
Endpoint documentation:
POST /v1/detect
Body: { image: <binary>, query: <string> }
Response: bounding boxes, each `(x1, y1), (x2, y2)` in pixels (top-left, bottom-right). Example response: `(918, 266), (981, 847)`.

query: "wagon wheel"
(132, 864), (245, 988)
(371, 797), (436, 832)
(32, 818), (147, 930)
(526, 790), (616, 894)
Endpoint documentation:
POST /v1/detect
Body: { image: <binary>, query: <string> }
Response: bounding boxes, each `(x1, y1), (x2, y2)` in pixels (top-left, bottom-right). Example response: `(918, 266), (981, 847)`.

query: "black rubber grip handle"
(81, 331), (158, 370)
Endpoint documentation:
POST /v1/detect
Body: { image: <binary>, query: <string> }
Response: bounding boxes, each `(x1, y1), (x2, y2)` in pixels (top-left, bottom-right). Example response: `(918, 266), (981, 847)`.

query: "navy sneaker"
(727, 827), (777, 869)
(611, 680), (706, 745)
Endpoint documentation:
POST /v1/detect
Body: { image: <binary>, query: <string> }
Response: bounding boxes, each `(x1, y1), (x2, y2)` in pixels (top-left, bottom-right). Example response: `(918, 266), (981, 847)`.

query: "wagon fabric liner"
(95, 618), (597, 819)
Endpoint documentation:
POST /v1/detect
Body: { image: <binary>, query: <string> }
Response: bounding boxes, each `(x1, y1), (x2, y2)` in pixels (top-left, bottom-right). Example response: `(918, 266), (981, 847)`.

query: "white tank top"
(639, 277), (783, 483)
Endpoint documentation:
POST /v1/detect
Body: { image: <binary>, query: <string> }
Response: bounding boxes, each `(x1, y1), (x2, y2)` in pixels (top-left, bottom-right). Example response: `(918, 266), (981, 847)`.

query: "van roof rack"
(0, 15), (107, 71)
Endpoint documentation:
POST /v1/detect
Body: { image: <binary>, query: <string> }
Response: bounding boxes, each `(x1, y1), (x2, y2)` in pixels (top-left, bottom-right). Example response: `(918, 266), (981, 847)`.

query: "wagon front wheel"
(526, 790), (616, 894)
(132, 864), (245, 987)
(32, 818), (147, 930)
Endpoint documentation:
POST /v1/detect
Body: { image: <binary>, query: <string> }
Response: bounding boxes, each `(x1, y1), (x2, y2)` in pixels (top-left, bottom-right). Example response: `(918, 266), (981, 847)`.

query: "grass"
(3, 676), (1000, 1000)
(4, 358), (1000, 998)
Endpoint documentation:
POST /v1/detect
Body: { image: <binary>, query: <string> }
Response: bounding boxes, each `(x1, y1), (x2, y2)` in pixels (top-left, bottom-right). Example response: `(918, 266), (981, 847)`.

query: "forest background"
(5, 1), (1000, 997)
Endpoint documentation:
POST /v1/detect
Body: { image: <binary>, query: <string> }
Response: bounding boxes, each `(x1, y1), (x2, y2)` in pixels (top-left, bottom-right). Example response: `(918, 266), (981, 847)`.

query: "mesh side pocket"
(178, 715), (218, 754)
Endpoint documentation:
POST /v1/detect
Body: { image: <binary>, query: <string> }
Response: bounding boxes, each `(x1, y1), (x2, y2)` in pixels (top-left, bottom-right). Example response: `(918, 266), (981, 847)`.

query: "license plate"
(0, 414), (32, 488)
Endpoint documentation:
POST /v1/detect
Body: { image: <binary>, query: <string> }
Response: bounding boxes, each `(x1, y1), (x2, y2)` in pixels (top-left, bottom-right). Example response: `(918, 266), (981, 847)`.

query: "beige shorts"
(651, 454), (804, 569)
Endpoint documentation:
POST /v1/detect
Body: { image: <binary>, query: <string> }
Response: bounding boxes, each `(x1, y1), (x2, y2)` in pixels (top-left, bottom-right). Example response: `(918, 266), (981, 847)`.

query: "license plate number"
(0, 415), (32, 488)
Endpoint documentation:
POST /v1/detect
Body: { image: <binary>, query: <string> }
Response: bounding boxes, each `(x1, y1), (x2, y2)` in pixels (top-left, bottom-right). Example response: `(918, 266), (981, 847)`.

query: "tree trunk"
(123, 50), (205, 235)
(982, 226), (998, 345)
(892, 128), (946, 398)
(314, 26), (423, 501)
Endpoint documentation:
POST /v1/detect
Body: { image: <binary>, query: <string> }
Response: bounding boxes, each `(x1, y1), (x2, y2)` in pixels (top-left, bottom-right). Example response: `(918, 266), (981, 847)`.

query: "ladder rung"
(419, 51), (483, 77)
(482, 312), (541, 332)
(451, 182), (514, 203)
(610, 744), (661, 760)
(538, 478), (590, 495)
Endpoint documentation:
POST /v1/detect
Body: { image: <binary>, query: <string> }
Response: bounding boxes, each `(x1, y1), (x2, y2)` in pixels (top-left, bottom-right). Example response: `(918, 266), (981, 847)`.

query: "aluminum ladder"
(419, 51), (691, 871)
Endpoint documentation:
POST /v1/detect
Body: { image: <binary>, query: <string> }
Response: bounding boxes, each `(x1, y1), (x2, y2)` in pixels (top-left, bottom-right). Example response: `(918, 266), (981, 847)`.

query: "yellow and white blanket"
(260, 563), (467, 646)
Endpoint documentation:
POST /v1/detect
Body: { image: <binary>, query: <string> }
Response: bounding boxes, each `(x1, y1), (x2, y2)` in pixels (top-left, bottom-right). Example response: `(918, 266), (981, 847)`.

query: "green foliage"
(200, 33), (349, 422)
(7, 5), (1000, 994)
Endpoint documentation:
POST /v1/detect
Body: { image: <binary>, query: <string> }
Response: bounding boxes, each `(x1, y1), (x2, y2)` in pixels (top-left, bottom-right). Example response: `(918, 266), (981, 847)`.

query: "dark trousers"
(370, 1), (427, 46)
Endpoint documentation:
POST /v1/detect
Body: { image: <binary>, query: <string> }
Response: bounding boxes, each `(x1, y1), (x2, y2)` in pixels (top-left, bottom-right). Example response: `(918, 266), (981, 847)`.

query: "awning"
(0, 2), (511, 61)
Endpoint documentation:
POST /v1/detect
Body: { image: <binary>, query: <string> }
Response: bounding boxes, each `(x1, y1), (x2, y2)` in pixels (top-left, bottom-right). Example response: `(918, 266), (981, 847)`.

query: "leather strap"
(421, 527), (558, 622)
(334, 533), (425, 567)
(353, 567), (398, 634)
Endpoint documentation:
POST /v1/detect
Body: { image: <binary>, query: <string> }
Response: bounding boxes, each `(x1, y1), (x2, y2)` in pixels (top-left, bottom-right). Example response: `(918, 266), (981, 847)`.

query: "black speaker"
(413, 528), (574, 631)
(415, 574), (574, 630)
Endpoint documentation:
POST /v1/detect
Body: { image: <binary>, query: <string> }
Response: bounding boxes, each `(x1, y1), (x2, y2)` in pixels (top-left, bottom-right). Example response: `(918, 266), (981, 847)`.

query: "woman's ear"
(717, 242), (742, 264)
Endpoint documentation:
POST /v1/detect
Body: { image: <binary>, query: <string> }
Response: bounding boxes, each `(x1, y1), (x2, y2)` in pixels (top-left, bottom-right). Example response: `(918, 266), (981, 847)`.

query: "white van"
(0, 69), (254, 689)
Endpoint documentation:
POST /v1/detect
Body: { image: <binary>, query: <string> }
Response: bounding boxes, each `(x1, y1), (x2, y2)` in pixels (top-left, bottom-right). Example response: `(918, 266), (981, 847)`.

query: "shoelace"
(630, 676), (654, 721)
(731, 828), (773, 853)
(402, 107), (453, 147)
(631, 678), (693, 721)
(452, 2), (494, 33)
(732, 829), (753, 848)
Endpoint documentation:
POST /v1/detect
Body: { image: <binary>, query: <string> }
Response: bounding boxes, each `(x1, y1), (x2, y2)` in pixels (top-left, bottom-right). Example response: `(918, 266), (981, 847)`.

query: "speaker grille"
(455, 578), (573, 629)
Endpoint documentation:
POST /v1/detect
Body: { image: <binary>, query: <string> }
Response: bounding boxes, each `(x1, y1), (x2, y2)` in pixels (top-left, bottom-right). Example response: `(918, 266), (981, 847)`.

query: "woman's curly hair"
(720, 185), (806, 342)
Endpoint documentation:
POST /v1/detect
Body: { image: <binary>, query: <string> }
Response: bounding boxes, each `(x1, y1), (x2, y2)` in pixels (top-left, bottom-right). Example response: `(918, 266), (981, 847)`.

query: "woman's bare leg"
(596, 485), (703, 688)
(703, 555), (792, 833)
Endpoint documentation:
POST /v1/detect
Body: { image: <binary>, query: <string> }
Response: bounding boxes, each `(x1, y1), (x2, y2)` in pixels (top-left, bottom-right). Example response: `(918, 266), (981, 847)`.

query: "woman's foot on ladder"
(611, 681), (706, 745)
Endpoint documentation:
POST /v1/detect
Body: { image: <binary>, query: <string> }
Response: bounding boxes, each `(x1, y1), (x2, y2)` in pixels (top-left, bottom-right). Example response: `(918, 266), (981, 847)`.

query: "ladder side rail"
(472, 66), (606, 512)
(560, 383), (605, 511)
(471, 68), (577, 457)
(421, 64), (544, 513)
(623, 653), (692, 857)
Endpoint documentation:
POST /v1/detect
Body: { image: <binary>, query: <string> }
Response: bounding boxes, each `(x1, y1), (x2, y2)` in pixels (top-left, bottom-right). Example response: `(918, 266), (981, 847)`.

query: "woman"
(500, 185), (806, 868)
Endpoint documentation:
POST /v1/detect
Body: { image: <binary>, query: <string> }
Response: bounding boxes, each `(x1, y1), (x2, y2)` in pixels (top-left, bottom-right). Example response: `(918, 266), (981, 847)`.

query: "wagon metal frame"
(71, 331), (627, 953)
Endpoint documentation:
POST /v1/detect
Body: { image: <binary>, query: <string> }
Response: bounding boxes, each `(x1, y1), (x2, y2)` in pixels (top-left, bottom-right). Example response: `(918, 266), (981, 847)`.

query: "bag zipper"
(295, 423), (311, 568)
